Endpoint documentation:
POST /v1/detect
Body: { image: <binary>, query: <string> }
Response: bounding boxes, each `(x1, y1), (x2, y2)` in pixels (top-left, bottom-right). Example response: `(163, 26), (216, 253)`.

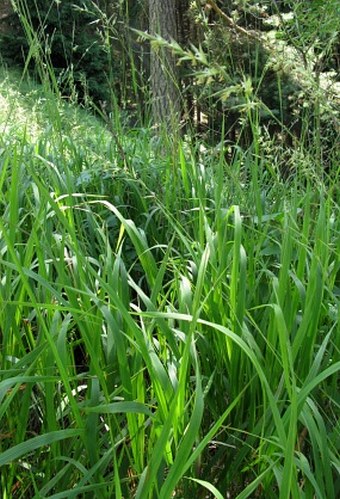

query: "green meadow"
(0, 67), (339, 497)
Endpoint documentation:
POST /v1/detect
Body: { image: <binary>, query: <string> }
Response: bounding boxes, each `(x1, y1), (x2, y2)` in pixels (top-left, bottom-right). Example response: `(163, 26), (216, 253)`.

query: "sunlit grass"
(0, 67), (339, 498)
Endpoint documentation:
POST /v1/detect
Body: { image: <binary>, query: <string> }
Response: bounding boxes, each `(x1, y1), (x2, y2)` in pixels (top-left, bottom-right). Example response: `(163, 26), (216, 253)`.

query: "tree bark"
(149, 0), (180, 132)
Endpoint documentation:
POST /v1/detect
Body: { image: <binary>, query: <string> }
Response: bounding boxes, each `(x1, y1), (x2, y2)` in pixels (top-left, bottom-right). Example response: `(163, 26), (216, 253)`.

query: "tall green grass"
(0, 67), (339, 498)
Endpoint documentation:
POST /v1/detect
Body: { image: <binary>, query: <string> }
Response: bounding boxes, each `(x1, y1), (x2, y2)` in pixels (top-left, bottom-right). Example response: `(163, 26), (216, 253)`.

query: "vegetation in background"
(2, 1), (339, 149)
(0, 0), (114, 103)
(0, 1), (339, 497)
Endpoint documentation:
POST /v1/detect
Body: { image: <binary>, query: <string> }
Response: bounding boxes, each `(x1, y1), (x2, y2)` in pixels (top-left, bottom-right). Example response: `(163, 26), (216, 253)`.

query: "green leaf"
(0, 430), (83, 467)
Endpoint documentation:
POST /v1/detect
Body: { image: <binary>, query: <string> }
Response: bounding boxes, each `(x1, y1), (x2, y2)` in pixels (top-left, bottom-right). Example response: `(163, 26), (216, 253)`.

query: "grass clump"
(0, 67), (339, 498)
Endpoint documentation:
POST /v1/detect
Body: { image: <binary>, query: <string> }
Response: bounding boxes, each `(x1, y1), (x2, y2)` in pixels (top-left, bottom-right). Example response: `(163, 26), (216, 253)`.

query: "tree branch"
(205, 0), (261, 41)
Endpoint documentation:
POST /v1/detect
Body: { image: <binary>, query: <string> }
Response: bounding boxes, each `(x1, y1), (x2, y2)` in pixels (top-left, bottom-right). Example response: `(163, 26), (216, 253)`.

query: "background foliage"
(0, 0), (112, 102)
(1, 0), (339, 160)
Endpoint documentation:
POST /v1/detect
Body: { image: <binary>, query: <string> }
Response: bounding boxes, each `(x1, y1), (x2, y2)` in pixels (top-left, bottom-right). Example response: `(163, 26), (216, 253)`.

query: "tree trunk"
(149, 0), (180, 132)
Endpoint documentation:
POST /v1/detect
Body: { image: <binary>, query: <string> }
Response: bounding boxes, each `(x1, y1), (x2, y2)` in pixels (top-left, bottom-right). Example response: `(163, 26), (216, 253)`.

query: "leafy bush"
(178, 1), (340, 172)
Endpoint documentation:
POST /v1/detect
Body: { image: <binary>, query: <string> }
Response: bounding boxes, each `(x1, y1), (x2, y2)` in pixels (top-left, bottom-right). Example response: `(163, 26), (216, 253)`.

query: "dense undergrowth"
(0, 68), (339, 498)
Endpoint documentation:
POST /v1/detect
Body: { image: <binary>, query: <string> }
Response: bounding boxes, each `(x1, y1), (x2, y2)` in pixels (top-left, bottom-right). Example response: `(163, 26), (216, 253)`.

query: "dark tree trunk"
(149, 0), (180, 132)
